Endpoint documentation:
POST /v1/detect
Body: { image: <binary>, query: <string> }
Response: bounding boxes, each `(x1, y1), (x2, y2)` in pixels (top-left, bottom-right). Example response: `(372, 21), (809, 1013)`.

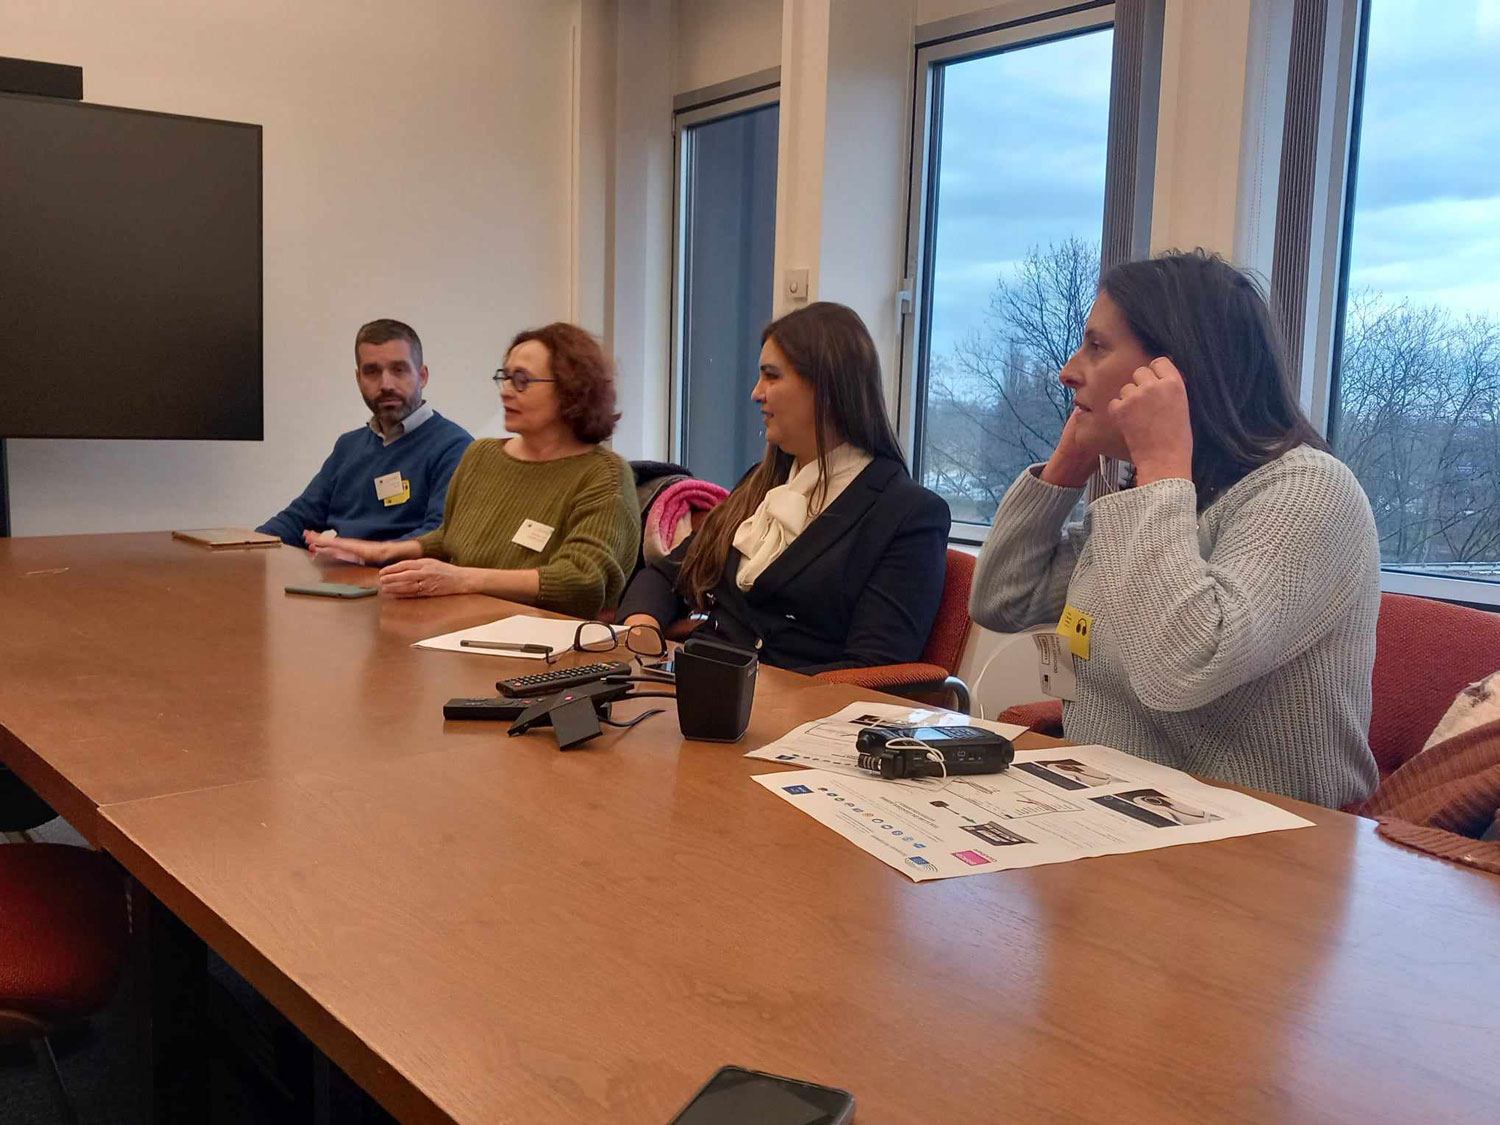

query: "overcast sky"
(926, 0), (1500, 359)
(926, 27), (1111, 359)
(1346, 0), (1500, 314)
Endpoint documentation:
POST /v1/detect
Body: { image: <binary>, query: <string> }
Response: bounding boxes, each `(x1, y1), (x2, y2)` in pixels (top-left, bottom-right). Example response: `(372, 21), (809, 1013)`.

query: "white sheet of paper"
(753, 742), (1313, 881)
(744, 701), (1028, 779)
(412, 614), (597, 659)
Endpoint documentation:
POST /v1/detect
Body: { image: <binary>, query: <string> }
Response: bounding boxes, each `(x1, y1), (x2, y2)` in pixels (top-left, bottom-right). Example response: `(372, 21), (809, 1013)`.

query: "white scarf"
(731, 444), (873, 591)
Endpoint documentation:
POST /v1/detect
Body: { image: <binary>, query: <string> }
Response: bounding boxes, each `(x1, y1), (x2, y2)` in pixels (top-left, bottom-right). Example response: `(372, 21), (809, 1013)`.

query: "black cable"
(596, 688), (676, 733)
(599, 709), (666, 729)
(605, 676), (678, 691)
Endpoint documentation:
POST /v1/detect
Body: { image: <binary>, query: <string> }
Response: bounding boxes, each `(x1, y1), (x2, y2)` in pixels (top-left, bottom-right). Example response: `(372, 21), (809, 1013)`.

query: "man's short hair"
(355, 319), (423, 369)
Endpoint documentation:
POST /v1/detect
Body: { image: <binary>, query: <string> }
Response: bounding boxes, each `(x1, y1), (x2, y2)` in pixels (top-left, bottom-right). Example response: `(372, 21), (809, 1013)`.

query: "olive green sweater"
(416, 439), (641, 619)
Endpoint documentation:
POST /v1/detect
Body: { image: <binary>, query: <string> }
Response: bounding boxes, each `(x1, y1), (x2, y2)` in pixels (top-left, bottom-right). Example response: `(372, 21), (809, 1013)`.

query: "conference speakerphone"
(442, 696), (548, 721)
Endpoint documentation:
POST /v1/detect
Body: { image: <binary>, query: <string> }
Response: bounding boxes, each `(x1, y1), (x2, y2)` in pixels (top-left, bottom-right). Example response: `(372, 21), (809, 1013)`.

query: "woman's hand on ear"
(1109, 357), (1194, 486)
(1041, 407), (1103, 488)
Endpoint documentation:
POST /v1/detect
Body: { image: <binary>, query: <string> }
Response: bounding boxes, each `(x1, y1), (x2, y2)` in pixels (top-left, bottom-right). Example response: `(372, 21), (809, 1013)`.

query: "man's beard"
(366, 391), (419, 427)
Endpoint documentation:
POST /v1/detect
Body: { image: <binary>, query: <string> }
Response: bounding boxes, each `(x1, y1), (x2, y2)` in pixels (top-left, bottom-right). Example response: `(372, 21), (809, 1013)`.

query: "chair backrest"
(627, 460), (691, 574)
(1371, 592), (1500, 777)
(921, 549), (976, 674)
(970, 625), (1055, 717)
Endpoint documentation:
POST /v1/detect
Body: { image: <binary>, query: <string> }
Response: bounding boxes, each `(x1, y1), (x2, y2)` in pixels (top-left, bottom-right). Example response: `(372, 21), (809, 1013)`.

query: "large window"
(1331, 0), (1500, 598)
(672, 87), (779, 489)
(903, 10), (1116, 535)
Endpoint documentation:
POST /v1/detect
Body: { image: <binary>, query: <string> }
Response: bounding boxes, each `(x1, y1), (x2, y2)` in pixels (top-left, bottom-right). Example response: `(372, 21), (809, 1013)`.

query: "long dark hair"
(1100, 249), (1328, 508)
(676, 301), (904, 609)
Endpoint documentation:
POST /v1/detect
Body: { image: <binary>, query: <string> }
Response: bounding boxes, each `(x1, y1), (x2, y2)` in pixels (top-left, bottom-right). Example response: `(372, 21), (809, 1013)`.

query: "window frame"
(898, 2), (1147, 544)
(1301, 0), (1500, 608)
(670, 74), (780, 467)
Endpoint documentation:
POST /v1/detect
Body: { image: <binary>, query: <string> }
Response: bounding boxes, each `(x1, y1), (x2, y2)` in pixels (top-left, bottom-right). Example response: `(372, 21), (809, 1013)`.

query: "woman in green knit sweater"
(311, 323), (640, 619)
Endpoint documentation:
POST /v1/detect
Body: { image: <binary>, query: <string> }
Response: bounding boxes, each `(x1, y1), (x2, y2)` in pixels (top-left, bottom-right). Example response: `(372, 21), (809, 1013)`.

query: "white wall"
(773, 0), (914, 404)
(607, 0), (675, 462)
(1150, 0), (1254, 258)
(3, 0), (575, 536)
(1149, 0), (1297, 272)
(818, 0), (914, 390)
(772, 0), (834, 321)
(915, 0), (1064, 33)
(572, 0), (617, 335)
(674, 0), (782, 93)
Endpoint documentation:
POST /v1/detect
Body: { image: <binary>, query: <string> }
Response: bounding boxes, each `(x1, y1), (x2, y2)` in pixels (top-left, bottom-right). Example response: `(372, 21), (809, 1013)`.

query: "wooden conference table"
(2, 533), (1499, 1123)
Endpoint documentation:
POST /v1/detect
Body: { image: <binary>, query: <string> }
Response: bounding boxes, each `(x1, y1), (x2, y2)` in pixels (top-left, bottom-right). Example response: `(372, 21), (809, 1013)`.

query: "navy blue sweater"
(257, 413), (472, 545)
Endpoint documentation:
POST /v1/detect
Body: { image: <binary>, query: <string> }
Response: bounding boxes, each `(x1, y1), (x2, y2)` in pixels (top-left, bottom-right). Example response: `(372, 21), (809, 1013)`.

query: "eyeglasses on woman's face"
(492, 367), (556, 395)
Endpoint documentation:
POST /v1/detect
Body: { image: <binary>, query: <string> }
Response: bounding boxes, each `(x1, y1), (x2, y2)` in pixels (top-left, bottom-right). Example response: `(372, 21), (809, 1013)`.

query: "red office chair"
(1365, 593), (1500, 780)
(0, 843), (129, 1124)
(815, 549), (976, 710)
(994, 698), (1064, 736)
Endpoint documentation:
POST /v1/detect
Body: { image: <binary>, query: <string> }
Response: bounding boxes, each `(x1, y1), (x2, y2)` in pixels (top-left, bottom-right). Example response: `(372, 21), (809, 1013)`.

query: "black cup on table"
(674, 635), (758, 742)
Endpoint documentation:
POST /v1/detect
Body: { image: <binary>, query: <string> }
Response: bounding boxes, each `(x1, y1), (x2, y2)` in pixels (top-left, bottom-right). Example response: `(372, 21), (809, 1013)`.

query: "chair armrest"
(994, 700), (1063, 736)
(815, 663), (973, 713)
(814, 662), (951, 689)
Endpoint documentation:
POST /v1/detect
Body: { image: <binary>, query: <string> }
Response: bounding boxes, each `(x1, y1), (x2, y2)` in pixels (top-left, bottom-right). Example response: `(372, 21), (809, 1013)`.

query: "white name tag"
(1032, 632), (1078, 701)
(373, 471), (405, 501)
(511, 518), (555, 552)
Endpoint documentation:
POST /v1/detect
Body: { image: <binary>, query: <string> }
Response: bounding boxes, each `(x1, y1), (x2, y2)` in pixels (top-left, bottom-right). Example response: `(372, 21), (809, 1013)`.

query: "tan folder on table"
(171, 528), (283, 549)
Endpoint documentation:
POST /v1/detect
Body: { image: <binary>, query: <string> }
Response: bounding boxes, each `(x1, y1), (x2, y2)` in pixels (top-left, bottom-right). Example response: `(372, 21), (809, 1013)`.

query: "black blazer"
(617, 457), (951, 675)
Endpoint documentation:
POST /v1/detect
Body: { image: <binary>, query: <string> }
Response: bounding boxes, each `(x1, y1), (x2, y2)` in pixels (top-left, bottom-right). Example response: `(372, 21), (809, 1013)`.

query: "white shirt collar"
(368, 400), (434, 446)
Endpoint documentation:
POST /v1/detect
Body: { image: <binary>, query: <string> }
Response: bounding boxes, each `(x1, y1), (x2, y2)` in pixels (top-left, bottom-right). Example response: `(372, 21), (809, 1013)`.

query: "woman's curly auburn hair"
(506, 323), (620, 444)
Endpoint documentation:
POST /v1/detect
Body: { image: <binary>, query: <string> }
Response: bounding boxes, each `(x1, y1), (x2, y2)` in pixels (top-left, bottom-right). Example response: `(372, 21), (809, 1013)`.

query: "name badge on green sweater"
(512, 519), (554, 552)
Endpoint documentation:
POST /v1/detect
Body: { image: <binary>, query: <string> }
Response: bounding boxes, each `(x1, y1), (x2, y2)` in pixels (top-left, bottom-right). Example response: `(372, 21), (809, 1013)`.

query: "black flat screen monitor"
(0, 93), (262, 439)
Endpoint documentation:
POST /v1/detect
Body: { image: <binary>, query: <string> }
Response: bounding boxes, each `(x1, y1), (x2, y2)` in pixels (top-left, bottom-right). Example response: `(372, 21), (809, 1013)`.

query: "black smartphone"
(668, 1066), (854, 1125)
(283, 582), (377, 599)
(639, 657), (675, 681)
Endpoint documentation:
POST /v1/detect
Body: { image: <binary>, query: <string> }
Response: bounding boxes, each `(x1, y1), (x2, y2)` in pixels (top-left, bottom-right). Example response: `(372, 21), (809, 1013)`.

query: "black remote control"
(443, 696), (547, 720)
(496, 661), (632, 698)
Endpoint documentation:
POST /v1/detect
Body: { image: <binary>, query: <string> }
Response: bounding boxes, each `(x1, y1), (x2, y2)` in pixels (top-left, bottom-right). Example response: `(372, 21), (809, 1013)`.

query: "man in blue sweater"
(257, 319), (472, 547)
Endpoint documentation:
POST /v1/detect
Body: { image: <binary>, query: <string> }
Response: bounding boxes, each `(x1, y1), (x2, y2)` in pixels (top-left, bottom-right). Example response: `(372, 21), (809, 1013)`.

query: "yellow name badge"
(1057, 604), (1093, 661)
(381, 480), (411, 507)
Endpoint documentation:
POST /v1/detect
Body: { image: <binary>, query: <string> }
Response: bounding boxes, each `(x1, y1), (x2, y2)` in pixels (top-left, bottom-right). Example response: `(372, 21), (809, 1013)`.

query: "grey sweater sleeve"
(969, 466), (1087, 633)
(1086, 453), (1379, 713)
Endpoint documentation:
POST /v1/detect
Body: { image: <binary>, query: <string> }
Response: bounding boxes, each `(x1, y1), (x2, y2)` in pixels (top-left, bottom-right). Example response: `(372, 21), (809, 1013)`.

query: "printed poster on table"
(752, 738), (1312, 882)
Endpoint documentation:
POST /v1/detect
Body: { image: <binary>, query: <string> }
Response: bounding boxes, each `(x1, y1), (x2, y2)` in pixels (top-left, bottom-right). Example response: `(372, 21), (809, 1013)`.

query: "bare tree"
(921, 237), (1098, 521)
(1336, 294), (1500, 566)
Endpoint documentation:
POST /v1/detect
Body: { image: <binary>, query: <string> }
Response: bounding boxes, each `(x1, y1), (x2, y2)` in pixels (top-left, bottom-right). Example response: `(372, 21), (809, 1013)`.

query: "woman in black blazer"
(618, 302), (950, 674)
